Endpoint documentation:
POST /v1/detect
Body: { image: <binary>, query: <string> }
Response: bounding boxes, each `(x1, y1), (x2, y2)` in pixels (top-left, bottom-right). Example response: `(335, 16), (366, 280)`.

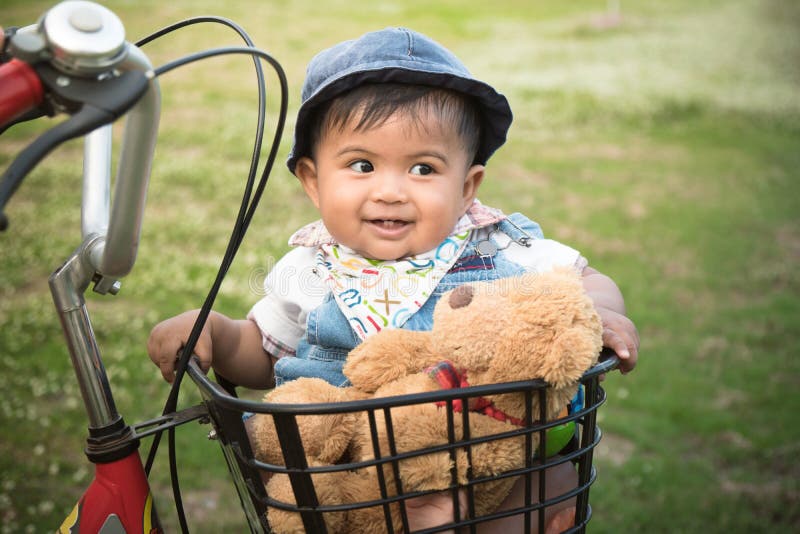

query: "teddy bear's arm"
(344, 330), (436, 393)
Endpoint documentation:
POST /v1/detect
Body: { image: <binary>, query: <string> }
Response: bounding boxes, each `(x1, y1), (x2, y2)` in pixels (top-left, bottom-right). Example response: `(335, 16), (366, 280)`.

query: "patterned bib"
(289, 200), (507, 340)
(314, 231), (469, 339)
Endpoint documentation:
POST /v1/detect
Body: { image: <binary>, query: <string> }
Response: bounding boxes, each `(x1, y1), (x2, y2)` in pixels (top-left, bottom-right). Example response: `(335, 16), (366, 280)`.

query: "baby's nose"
(370, 172), (408, 203)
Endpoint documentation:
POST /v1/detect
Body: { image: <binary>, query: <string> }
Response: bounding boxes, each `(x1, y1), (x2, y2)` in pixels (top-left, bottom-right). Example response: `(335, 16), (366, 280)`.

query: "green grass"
(1, 0), (798, 531)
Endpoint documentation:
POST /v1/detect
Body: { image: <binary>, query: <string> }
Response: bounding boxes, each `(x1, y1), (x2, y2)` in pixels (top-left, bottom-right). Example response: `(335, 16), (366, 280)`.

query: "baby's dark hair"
(307, 83), (483, 163)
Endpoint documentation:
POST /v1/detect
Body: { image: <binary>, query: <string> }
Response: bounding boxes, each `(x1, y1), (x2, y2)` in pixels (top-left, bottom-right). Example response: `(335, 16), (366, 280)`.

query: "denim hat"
(287, 27), (513, 173)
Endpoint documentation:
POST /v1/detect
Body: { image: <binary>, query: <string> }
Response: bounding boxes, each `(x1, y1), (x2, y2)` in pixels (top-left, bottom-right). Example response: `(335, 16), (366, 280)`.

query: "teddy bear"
(247, 267), (603, 533)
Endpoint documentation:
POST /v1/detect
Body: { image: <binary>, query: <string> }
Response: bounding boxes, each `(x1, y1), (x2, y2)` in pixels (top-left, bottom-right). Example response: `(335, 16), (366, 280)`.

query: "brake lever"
(0, 66), (149, 231)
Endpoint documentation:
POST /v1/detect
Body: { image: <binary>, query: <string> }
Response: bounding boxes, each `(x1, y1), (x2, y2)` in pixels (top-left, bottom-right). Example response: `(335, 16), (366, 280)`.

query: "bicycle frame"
(48, 19), (165, 534)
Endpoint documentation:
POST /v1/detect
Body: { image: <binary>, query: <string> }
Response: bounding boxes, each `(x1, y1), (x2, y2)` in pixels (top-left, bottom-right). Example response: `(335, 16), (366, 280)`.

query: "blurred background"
(1, 0), (798, 531)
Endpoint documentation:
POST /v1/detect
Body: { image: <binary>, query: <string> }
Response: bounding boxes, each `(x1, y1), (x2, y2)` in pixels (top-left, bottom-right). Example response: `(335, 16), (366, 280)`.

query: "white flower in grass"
(72, 466), (88, 482)
(31, 378), (46, 397)
(38, 501), (54, 513)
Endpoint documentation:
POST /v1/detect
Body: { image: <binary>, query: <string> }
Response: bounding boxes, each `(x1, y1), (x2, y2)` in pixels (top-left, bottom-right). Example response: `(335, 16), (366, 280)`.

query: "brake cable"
(135, 18), (288, 532)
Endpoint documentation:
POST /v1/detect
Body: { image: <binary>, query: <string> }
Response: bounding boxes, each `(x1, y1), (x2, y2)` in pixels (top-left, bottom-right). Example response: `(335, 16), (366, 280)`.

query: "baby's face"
(296, 111), (484, 260)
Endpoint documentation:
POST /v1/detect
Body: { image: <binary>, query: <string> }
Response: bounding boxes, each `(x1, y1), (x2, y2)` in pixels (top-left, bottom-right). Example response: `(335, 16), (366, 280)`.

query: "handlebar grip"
(0, 59), (44, 128)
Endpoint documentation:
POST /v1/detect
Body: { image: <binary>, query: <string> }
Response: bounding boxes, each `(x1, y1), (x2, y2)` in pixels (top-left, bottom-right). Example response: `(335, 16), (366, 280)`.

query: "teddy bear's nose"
(449, 284), (474, 309)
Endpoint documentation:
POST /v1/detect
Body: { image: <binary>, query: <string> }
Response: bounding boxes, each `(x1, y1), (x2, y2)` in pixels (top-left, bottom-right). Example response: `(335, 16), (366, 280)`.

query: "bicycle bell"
(38, 0), (128, 76)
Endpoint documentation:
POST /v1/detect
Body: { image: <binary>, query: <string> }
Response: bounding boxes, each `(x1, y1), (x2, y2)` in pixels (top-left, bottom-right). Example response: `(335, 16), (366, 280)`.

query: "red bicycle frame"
(59, 453), (161, 534)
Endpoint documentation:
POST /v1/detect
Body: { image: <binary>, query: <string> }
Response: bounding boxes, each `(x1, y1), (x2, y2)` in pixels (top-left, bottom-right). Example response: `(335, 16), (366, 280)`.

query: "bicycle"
(0, 2), (618, 532)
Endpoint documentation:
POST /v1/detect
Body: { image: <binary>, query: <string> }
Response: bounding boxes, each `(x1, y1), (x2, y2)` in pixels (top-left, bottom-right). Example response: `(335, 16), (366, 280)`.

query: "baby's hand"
(147, 309), (212, 383)
(595, 306), (639, 374)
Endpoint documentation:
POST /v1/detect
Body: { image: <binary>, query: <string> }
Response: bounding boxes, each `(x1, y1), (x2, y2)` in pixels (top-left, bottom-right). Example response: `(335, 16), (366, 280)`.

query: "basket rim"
(186, 351), (619, 415)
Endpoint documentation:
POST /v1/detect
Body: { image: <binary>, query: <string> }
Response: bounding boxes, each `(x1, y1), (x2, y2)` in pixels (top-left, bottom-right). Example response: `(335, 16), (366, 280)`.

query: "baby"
(148, 27), (639, 532)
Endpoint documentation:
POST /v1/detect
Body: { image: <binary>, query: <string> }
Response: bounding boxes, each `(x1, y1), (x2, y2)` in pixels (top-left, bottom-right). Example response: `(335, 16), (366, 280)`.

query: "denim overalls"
(273, 213), (543, 387)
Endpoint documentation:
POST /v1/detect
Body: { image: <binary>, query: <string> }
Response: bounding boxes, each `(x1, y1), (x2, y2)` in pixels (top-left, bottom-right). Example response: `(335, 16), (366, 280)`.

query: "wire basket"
(187, 351), (618, 533)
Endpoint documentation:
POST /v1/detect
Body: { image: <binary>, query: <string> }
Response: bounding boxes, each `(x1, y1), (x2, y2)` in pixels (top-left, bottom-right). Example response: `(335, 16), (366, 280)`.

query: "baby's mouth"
(368, 219), (409, 229)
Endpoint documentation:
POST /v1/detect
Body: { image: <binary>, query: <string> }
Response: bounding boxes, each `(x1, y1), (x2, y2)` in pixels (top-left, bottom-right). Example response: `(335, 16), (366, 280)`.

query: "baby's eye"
(349, 160), (374, 173)
(410, 163), (434, 176)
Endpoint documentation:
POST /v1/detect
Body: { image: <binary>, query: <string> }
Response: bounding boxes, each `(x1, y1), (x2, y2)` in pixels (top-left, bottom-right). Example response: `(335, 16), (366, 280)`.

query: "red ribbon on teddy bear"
(425, 360), (525, 426)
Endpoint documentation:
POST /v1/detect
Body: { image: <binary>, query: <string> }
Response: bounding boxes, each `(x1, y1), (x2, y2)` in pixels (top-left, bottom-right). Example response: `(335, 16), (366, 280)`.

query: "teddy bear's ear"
(448, 284), (474, 309)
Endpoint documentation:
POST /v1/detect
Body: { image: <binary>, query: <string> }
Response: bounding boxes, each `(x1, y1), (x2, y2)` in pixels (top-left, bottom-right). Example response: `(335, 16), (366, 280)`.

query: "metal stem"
(49, 237), (119, 428)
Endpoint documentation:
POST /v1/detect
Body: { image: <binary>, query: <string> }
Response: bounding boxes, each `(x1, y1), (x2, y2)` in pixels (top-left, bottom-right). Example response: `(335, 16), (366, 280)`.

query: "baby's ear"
(462, 164), (485, 211)
(295, 157), (320, 209)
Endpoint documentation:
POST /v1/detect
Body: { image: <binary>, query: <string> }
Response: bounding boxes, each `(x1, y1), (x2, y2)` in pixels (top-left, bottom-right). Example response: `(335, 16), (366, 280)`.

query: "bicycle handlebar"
(0, 1), (160, 281)
(89, 45), (160, 279)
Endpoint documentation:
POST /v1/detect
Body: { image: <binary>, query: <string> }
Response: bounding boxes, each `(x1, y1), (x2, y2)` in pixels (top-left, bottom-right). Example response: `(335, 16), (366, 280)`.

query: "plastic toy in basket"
(239, 268), (604, 533)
